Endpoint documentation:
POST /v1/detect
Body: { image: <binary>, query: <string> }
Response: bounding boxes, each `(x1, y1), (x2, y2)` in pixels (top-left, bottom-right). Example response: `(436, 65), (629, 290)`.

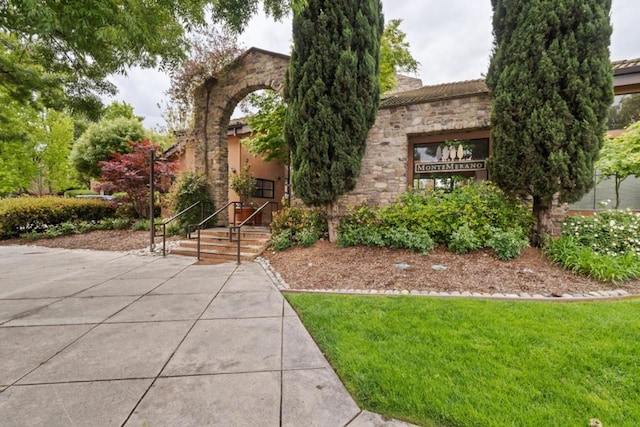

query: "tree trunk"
(614, 176), (621, 209)
(531, 196), (554, 247)
(327, 201), (340, 243)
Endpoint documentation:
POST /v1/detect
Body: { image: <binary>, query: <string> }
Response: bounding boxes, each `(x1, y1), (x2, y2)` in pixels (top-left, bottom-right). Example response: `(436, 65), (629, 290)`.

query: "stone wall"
(192, 48), (290, 224)
(387, 75), (423, 94)
(332, 94), (492, 214)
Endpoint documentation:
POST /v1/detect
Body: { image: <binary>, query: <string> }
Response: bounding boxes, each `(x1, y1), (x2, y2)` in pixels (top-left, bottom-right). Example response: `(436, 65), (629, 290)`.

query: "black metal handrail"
(193, 202), (235, 260)
(229, 201), (279, 226)
(228, 201), (272, 264)
(155, 201), (203, 256)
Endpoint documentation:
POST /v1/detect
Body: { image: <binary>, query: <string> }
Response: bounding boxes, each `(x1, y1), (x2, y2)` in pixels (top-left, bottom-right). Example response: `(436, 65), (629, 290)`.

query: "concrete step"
(170, 247), (260, 262)
(178, 241), (264, 254)
(172, 226), (271, 262)
(192, 234), (271, 245)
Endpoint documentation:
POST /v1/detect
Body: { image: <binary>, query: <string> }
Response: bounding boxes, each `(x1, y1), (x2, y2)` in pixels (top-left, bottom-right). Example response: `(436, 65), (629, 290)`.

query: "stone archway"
(192, 47), (290, 224)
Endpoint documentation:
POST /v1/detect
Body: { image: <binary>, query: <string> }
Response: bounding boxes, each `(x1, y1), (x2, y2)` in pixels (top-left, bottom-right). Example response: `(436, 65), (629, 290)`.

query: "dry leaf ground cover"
(3, 230), (639, 295)
(265, 240), (640, 296)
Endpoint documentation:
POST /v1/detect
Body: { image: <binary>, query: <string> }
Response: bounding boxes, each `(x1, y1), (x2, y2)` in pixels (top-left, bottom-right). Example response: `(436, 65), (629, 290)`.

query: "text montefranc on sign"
(415, 160), (486, 173)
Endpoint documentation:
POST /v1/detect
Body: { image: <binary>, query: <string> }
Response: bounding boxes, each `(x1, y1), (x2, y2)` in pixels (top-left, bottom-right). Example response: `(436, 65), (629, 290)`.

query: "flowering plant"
(561, 209), (640, 257)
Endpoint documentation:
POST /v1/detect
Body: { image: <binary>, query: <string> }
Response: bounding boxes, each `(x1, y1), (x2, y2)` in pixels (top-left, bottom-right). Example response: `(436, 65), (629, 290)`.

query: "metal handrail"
(155, 201), (203, 256)
(229, 201), (271, 264)
(193, 202), (235, 260)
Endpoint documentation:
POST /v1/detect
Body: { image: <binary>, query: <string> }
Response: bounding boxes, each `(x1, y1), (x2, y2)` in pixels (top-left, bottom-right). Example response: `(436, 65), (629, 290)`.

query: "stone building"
(336, 79), (491, 213)
(177, 47), (640, 223)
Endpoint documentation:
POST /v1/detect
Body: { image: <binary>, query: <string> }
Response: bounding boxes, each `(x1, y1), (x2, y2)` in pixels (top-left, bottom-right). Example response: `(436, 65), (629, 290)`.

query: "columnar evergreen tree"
(284, 0), (384, 215)
(486, 0), (613, 245)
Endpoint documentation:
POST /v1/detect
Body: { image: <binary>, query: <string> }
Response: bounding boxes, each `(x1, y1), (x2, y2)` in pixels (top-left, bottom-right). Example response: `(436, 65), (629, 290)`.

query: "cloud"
(105, 67), (171, 130)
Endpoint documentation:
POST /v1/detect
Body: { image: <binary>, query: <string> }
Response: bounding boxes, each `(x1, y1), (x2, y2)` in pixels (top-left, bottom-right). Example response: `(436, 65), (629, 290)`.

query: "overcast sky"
(107, 0), (639, 129)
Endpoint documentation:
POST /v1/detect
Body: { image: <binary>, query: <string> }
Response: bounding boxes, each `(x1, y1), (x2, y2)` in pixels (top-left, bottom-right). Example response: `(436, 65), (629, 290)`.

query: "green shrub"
(63, 189), (97, 197)
(385, 227), (435, 254)
(19, 217), (132, 240)
(545, 210), (640, 282)
(338, 183), (533, 258)
(167, 173), (216, 234)
(448, 224), (481, 254)
(561, 209), (640, 257)
(377, 183), (534, 246)
(132, 218), (150, 231)
(271, 205), (328, 237)
(95, 217), (130, 230)
(337, 205), (380, 247)
(114, 198), (160, 220)
(270, 204), (327, 250)
(0, 196), (115, 239)
(115, 202), (137, 219)
(297, 228), (319, 248)
(488, 229), (529, 260)
(271, 229), (294, 252)
(546, 235), (640, 283)
(165, 222), (183, 237)
(338, 213), (435, 254)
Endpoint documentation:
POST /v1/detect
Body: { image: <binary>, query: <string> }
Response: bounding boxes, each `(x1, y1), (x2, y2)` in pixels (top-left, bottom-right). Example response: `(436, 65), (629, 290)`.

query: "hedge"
(0, 196), (116, 239)
(63, 189), (98, 197)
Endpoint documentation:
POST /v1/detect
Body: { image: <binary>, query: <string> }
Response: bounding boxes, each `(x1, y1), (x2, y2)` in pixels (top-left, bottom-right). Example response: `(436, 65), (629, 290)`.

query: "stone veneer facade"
(332, 94), (492, 215)
(185, 49), (639, 231)
(192, 47), (492, 221)
(192, 48), (289, 224)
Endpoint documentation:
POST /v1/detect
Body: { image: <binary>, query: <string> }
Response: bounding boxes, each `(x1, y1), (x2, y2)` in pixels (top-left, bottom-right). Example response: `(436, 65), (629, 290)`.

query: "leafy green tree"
(102, 101), (144, 123)
(71, 117), (146, 179)
(243, 91), (288, 163)
(379, 19), (420, 93)
(1, 0), (303, 122)
(209, 0), (306, 33)
(597, 121), (640, 208)
(33, 110), (76, 195)
(0, 92), (39, 194)
(0, 32), (67, 118)
(486, 0), (613, 245)
(285, 0), (383, 240)
(608, 93), (640, 130)
(0, 88), (76, 194)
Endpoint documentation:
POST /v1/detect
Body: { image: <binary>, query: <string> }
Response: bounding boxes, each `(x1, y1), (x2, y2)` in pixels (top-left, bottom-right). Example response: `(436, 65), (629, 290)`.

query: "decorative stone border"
(256, 257), (635, 301)
(128, 240), (182, 257)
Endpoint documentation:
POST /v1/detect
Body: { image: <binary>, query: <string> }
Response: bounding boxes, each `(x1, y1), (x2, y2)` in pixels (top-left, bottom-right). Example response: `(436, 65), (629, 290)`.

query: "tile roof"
(612, 58), (640, 74)
(380, 57), (640, 109)
(379, 79), (489, 109)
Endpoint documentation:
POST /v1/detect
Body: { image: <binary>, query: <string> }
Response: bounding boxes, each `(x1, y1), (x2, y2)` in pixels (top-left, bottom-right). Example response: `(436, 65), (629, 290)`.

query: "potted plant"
(229, 164), (261, 224)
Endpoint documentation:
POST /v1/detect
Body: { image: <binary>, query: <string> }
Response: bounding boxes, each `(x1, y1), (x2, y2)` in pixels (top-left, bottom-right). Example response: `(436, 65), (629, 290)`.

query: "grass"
(285, 293), (640, 427)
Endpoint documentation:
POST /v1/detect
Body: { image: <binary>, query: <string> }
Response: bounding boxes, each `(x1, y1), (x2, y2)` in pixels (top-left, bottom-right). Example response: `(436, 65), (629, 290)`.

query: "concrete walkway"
(0, 246), (413, 426)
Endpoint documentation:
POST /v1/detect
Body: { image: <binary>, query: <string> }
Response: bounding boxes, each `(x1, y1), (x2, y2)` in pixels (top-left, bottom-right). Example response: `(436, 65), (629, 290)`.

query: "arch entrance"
(193, 48), (290, 224)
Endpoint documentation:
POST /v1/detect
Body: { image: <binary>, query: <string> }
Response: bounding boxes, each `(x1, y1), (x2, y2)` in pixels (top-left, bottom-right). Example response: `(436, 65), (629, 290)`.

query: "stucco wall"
(228, 134), (286, 222)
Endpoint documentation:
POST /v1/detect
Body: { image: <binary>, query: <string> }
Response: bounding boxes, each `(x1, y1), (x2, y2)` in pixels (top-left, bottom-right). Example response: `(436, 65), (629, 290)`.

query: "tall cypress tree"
(486, 0), (613, 245)
(284, 0), (384, 209)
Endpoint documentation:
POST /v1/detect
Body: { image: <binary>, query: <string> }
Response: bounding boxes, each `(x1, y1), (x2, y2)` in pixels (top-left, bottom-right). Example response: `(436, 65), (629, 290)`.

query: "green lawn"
(285, 293), (640, 427)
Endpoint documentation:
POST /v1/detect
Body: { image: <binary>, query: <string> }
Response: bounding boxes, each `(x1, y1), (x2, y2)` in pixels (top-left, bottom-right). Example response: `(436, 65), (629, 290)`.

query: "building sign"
(415, 160), (486, 174)
(413, 139), (489, 176)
